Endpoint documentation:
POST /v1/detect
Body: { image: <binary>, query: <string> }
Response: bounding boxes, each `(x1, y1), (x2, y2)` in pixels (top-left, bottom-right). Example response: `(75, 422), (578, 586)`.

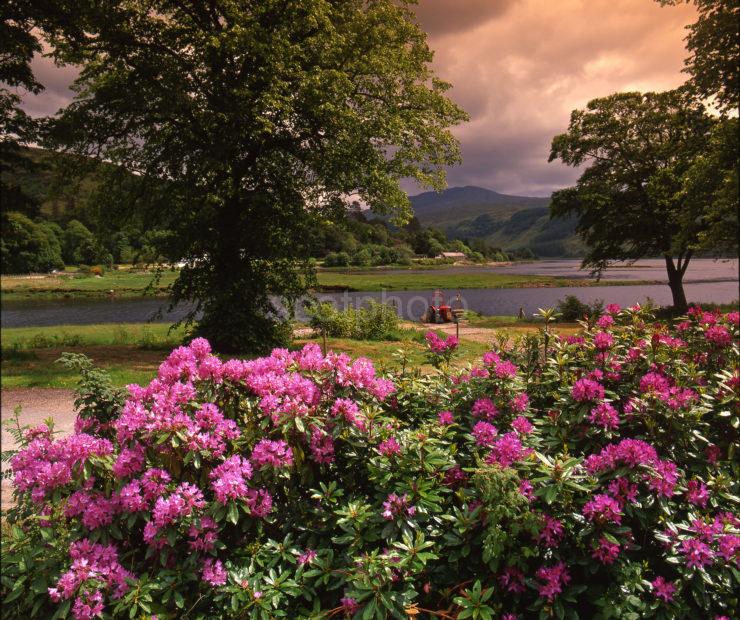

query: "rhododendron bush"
(2, 306), (738, 619)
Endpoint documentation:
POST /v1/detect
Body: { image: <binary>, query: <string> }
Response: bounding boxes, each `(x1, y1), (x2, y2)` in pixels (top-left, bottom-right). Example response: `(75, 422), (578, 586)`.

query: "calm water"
(376, 258), (739, 282)
(2, 280), (738, 327)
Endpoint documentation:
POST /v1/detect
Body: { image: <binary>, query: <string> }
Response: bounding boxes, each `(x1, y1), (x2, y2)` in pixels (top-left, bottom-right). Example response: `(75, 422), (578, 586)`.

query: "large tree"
(1, 1), (44, 217)
(37, 0), (467, 351)
(657, 1), (739, 257)
(658, 0), (740, 112)
(549, 89), (716, 312)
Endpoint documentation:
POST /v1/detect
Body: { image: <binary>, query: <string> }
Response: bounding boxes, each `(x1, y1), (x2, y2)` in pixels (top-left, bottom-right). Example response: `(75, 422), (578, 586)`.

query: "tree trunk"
(664, 254), (690, 314)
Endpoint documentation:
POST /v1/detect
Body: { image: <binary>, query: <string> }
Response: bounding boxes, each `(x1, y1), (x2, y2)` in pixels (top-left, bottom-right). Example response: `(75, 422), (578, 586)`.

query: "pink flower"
(651, 576), (676, 602)
(718, 535), (740, 565)
(472, 398), (498, 420)
(646, 459), (679, 498)
(571, 378), (605, 402)
(443, 465), (467, 488)
(606, 304), (621, 314)
(49, 539), (135, 618)
(537, 515), (564, 548)
(510, 393), (529, 413)
(485, 432), (531, 468)
(188, 517), (218, 552)
(378, 437), (401, 457)
(425, 331), (458, 354)
(331, 398), (366, 431)
(482, 351), (501, 366)
(511, 416), (533, 435)
(686, 480), (710, 508)
(592, 537), (620, 564)
(437, 410), (454, 425)
(588, 402), (620, 430)
(297, 549), (317, 565)
(583, 494), (622, 525)
(309, 427), (335, 464)
(72, 591), (104, 620)
(593, 332), (614, 350)
(245, 488), (273, 518)
(680, 538), (714, 568)
(494, 360), (518, 379)
(584, 439), (659, 474)
(535, 562), (571, 602)
(498, 567), (526, 593)
(210, 456), (253, 504)
(597, 314), (614, 328)
(705, 444), (722, 465)
(201, 558), (227, 587)
(705, 325), (731, 347)
(341, 597), (360, 614)
(607, 477), (638, 506)
(519, 479), (534, 501)
(112, 445), (146, 479)
(472, 421), (498, 447)
(250, 439), (293, 469)
(381, 493), (415, 520)
(639, 371), (671, 396)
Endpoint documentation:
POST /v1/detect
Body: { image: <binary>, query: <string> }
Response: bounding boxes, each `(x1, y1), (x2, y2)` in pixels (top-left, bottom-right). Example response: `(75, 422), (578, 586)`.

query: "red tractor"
(424, 289), (453, 323)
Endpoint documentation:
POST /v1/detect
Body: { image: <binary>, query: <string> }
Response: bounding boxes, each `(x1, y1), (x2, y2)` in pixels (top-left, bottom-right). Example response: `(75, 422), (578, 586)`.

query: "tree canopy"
(36, 0), (468, 351)
(658, 0), (740, 112)
(548, 89), (717, 312)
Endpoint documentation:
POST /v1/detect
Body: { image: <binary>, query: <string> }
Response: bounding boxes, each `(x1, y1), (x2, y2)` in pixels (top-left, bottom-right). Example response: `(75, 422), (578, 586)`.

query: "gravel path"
(1, 388), (77, 509)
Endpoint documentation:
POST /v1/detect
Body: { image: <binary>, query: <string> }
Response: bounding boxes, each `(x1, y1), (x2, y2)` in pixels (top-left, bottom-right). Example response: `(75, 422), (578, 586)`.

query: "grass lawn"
(1, 320), (554, 388)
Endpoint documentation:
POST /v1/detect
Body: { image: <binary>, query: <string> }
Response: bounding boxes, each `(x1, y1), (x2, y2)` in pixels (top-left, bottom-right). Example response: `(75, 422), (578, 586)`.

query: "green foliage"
(658, 0), (740, 112)
(62, 219), (111, 266)
(306, 300), (401, 341)
(0, 211), (64, 273)
(56, 352), (126, 437)
(2, 307), (739, 619)
(556, 295), (604, 322)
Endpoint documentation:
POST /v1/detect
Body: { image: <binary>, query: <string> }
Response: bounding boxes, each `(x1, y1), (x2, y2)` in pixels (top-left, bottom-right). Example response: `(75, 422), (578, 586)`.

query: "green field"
(1, 269), (178, 300)
(1, 266), (657, 301)
(0, 322), (505, 388)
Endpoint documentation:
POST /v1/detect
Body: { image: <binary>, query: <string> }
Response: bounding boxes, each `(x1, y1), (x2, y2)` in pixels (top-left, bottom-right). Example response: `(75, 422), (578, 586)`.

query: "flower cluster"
(5, 306), (738, 620)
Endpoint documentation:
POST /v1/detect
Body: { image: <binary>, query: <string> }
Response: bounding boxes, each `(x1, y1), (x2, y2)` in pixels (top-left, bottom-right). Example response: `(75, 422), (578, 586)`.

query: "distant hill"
(409, 185), (583, 257)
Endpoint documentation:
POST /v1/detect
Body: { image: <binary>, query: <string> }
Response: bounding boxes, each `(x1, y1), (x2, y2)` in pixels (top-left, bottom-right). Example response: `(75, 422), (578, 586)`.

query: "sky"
(19, 0), (697, 198)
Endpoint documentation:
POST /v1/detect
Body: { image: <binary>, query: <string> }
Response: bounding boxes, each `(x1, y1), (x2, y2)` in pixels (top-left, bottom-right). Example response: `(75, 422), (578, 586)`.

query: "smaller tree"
(549, 89), (716, 312)
(63, 219), (111, 266)
(1, 211), (64, 273)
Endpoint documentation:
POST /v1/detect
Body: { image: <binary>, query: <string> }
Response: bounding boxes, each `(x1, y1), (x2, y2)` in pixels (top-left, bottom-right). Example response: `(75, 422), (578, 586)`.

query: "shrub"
(556, 294), (604, 321)
(2, 305), (738, 619)
(324, 252), (351, 267)
(306, 301), (400, 341)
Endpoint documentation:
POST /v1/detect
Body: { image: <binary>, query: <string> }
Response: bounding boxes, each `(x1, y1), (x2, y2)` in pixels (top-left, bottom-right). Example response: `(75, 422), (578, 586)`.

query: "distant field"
(314, 271), (643, 291)
(1, 269), (178, 300)
(1, 267), (651, 300)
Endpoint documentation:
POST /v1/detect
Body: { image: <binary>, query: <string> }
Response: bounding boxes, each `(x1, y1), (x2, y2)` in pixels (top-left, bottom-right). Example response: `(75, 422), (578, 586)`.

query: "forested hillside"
(2, 149), (527, 273)
(410, 185), (583, 257)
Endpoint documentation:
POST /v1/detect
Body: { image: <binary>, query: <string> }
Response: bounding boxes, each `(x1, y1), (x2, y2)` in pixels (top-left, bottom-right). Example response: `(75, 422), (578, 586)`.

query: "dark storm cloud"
(412, 0), (519, 36)
(413, 0), (697, 196)
(16, 0), (697, 197)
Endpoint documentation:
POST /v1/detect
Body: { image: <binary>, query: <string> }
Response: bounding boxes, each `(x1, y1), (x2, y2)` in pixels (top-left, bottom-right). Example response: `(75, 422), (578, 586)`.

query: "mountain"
(409, 185), (583, 257)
